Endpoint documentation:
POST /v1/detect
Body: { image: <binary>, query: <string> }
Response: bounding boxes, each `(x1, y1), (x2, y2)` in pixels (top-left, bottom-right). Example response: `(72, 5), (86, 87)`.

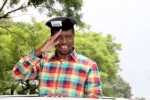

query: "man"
(12, 17), (102, 98)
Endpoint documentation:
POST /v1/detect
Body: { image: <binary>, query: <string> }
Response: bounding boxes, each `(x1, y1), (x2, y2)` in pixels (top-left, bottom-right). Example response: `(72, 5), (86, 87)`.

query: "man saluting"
(12, 17), (102, 98)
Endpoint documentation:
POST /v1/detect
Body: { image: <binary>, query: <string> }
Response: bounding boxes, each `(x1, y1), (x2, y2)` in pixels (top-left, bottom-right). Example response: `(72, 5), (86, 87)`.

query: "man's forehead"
(59, 30), (74, 36)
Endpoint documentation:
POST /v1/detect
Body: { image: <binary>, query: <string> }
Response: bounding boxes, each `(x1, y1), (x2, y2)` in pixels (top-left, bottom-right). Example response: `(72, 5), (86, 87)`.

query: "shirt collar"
(50, 50), (78, 62)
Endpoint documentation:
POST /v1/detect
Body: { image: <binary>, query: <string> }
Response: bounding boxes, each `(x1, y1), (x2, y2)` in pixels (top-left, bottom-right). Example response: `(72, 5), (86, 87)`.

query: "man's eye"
(66, 35), (73, 38)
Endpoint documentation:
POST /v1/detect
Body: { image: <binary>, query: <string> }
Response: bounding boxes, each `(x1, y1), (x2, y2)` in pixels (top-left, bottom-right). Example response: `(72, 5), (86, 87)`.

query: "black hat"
(46, 17), (76, 35)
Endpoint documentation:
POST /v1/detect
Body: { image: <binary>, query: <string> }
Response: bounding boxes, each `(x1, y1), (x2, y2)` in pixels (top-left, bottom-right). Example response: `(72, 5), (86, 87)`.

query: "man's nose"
(61, 37), (67, 43)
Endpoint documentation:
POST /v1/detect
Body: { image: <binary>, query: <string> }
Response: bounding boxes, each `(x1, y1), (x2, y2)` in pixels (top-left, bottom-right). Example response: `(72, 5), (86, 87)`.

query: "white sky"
(82, 0), (150, 99)
(11, 0), (150, 99)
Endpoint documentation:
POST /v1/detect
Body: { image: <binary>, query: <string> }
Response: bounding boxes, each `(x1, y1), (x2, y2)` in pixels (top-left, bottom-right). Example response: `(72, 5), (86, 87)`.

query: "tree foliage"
(103, 76), (132, 98)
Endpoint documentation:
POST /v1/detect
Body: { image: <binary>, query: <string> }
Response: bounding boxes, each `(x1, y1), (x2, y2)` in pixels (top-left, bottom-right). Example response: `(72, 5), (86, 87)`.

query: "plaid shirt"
(12, 51), (102, 98)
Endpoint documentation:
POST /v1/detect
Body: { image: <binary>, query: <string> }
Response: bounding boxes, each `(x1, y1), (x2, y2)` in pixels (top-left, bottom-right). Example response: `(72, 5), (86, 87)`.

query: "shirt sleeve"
(12, 51), (42, 80)
(84, 63), (102, 98)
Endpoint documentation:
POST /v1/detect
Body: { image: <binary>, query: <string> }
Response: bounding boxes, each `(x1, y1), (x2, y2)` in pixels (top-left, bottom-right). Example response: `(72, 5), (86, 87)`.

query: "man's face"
(55, 29), (74, 55)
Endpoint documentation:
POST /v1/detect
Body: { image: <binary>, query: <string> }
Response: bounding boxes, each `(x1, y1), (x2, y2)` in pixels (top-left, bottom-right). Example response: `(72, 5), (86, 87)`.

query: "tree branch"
(0, 0), (8, 12)
(0, 5), (29, 19)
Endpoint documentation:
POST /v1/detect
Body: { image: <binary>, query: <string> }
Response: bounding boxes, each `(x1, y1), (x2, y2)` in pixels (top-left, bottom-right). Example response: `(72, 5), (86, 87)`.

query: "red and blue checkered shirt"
(12, 51), (102, 98)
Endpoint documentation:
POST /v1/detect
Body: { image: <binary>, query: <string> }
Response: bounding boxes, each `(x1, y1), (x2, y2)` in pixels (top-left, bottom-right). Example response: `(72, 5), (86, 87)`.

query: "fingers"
(42, 30), (61, 52)
(54, 40), (59, 46)
(51, 29), (62, 41)
(44, 40), (59, 52)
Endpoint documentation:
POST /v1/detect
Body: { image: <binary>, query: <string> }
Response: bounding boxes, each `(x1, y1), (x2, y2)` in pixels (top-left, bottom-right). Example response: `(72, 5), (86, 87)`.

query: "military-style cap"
(46, 17), (76, 35)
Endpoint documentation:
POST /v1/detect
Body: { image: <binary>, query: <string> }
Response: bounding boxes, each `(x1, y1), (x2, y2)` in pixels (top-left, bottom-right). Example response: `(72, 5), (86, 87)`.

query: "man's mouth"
(60, 45), (68, 51)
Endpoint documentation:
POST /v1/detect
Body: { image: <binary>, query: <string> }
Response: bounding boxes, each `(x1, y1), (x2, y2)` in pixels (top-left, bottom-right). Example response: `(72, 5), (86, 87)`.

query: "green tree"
(0, 21), (49, 94)
(103, 76), (132, 98)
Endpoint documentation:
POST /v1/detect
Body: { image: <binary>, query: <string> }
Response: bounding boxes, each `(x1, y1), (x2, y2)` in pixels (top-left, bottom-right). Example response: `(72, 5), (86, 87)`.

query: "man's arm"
(12, 53), (42, 80)
(12, 30), (62, 80)
(84, 63), (102, 98)
(35, 29), (61, 57)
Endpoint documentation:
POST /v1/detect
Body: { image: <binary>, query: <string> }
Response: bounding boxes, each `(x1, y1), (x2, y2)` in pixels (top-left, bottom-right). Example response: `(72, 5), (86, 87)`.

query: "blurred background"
(0, 0), (149, 100)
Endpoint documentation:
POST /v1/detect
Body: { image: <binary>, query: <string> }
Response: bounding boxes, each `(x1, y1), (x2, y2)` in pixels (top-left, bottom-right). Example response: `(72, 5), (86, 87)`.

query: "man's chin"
(56, 48), (73, 56)
(59, 51), (69, 55)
